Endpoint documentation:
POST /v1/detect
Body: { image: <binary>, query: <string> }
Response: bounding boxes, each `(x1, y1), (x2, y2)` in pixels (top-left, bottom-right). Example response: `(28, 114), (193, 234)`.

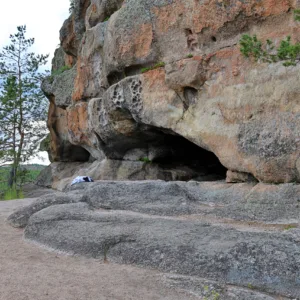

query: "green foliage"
(3, 188), (24, 201)
(51, 65), (71, 76)
(277, 36), (300, 66)
(283, 224), (297, 230)
(48, 65), (71, 83)
(239, 34), (300, 66)
(141, 62), (166, 73)
(247, 283), (254, 289)
(0, 166), (42, 200)
(139, 157), (152, 163)
(294, 9), (300, 21)
(186, 54), (194, 58)
(103, 16), (110, 22)
(202, 288), (220, 300)
(0, 25), (49, 188)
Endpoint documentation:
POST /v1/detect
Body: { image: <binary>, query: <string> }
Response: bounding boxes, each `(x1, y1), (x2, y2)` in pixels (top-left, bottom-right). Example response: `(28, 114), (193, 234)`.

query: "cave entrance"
(144, 130), (227, 181)
(97, 110), (227, 181)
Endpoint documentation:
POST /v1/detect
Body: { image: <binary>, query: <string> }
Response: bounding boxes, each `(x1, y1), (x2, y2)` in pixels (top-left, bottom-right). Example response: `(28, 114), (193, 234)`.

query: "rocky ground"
(6, 181), (300, 299)
(0, 194), (203, 300)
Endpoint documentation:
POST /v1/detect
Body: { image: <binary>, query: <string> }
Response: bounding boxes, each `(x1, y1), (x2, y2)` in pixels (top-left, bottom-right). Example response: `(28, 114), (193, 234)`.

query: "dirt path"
(0, 198), (199, 300)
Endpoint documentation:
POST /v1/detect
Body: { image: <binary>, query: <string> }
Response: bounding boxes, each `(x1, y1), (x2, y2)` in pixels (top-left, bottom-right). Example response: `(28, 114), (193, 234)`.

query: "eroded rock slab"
(8, 181), (300, 299)
(24, 205), (300, 298)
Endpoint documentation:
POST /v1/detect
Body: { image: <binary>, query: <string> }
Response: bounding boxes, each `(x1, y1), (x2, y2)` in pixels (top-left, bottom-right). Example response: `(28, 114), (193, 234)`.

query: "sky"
(0, 0), (71, 69)
(0, 0), (71, 165)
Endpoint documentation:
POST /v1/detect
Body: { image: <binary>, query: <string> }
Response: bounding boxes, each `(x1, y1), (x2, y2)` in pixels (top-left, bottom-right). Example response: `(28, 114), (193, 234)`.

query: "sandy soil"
(0, 198), (199, 300)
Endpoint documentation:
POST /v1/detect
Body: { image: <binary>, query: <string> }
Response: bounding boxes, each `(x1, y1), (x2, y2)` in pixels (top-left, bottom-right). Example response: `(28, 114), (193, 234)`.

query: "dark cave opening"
(150, 133), (227, 181)
(93, 107), (227, 181)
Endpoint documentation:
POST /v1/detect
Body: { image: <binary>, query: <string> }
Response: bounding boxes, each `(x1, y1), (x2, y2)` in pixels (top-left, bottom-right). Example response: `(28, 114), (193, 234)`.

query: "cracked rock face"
(42, 0), (300, 186)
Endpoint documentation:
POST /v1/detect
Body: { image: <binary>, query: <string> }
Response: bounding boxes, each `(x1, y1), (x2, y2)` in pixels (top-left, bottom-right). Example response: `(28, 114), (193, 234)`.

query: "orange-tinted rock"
(43, 0), (300, 183)
(47, 97), (90, 162)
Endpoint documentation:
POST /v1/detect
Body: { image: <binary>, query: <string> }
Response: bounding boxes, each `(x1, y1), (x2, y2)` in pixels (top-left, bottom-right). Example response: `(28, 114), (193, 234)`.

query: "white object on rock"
(71, 176), (94, 186)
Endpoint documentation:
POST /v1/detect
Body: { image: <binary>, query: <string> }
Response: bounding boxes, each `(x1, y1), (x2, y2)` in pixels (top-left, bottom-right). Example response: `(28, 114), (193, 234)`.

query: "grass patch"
(294, 9), (300, 21)
(141, 62), (165, 73)
(186, 53), (194, 58)
(139, 157), (152, 163)
(283, 224), (298, 231)
(48, 65), (72, 83)
(3, 188), (24, 201)
(0, 165), (44, 200)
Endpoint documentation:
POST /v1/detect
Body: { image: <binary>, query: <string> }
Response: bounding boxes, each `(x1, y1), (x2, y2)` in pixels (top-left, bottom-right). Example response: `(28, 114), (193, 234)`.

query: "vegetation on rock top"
(141, 62), (166, 73)
(240, 10), (300, 66)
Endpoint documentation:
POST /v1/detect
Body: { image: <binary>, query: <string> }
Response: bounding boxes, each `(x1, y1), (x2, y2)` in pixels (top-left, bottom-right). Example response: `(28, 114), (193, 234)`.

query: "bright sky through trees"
(0, 0), (70, 69)
(0, 0), (71, 164)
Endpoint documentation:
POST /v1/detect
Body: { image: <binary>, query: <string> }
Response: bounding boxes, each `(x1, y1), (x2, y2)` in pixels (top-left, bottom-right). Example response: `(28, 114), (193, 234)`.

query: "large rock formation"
(14, 4), (300, 296)
(8, 180), (300, 299)
(42, 0), (300, 188)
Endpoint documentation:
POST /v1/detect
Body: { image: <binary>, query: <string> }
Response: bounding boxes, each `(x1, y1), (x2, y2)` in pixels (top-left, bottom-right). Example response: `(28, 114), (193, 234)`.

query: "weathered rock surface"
(9, 181), (300, 299)
(34, 1), (300, 298)
(41, 0), (300, 187)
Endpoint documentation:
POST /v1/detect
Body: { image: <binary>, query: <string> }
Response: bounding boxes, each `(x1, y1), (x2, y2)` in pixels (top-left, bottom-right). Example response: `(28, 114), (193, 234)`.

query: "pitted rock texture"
(42, 0), (300, 185)
(9, 181), (300, 299)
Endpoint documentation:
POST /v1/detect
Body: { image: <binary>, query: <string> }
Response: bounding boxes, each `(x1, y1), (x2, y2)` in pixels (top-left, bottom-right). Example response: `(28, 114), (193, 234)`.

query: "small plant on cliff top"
(51, 65), (71, 76)
(141, 62), (165, 73)
(48, 65), (71, 83)
(294, 9), (300, 21)
(139, 157), (152, 163)
(283, 224), (297, 230)
(240, 34), (300, 66)
(240, 10), (300, 66)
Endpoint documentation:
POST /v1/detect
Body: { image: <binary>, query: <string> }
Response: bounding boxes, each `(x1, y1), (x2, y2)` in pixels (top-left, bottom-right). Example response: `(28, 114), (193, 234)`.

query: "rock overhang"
(41, 0), (300, 186)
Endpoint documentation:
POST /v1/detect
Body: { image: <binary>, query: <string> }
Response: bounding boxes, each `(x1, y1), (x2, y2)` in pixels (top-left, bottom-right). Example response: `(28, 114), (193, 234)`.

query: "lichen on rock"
(41, 0), (300, 188)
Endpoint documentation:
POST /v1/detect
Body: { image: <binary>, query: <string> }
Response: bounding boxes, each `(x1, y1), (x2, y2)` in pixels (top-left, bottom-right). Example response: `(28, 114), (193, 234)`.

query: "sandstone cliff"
(13, 3), (300, 297)
(42, 0), (300, 188)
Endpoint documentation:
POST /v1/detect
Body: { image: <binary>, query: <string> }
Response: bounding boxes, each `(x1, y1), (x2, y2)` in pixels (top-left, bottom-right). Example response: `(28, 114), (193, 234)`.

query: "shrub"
(240, 34), (300, 66)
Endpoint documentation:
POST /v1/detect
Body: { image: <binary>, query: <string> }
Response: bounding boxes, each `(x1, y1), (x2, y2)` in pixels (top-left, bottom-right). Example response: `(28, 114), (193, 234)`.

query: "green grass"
(294, 9), (300, 21)
(186, 54), (194, 58)
(139, 157), (152, 163)
(0, 165), (44, 200)
(3, 189), (24, 200)
(141, 62), (165, 73)
(48, 65), (72, 83)
(283, 224), (298, 231)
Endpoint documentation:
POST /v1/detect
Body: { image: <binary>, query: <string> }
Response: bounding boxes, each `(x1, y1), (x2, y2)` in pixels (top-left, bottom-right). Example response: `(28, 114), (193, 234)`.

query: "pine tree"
(0, 25), (49, 188)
